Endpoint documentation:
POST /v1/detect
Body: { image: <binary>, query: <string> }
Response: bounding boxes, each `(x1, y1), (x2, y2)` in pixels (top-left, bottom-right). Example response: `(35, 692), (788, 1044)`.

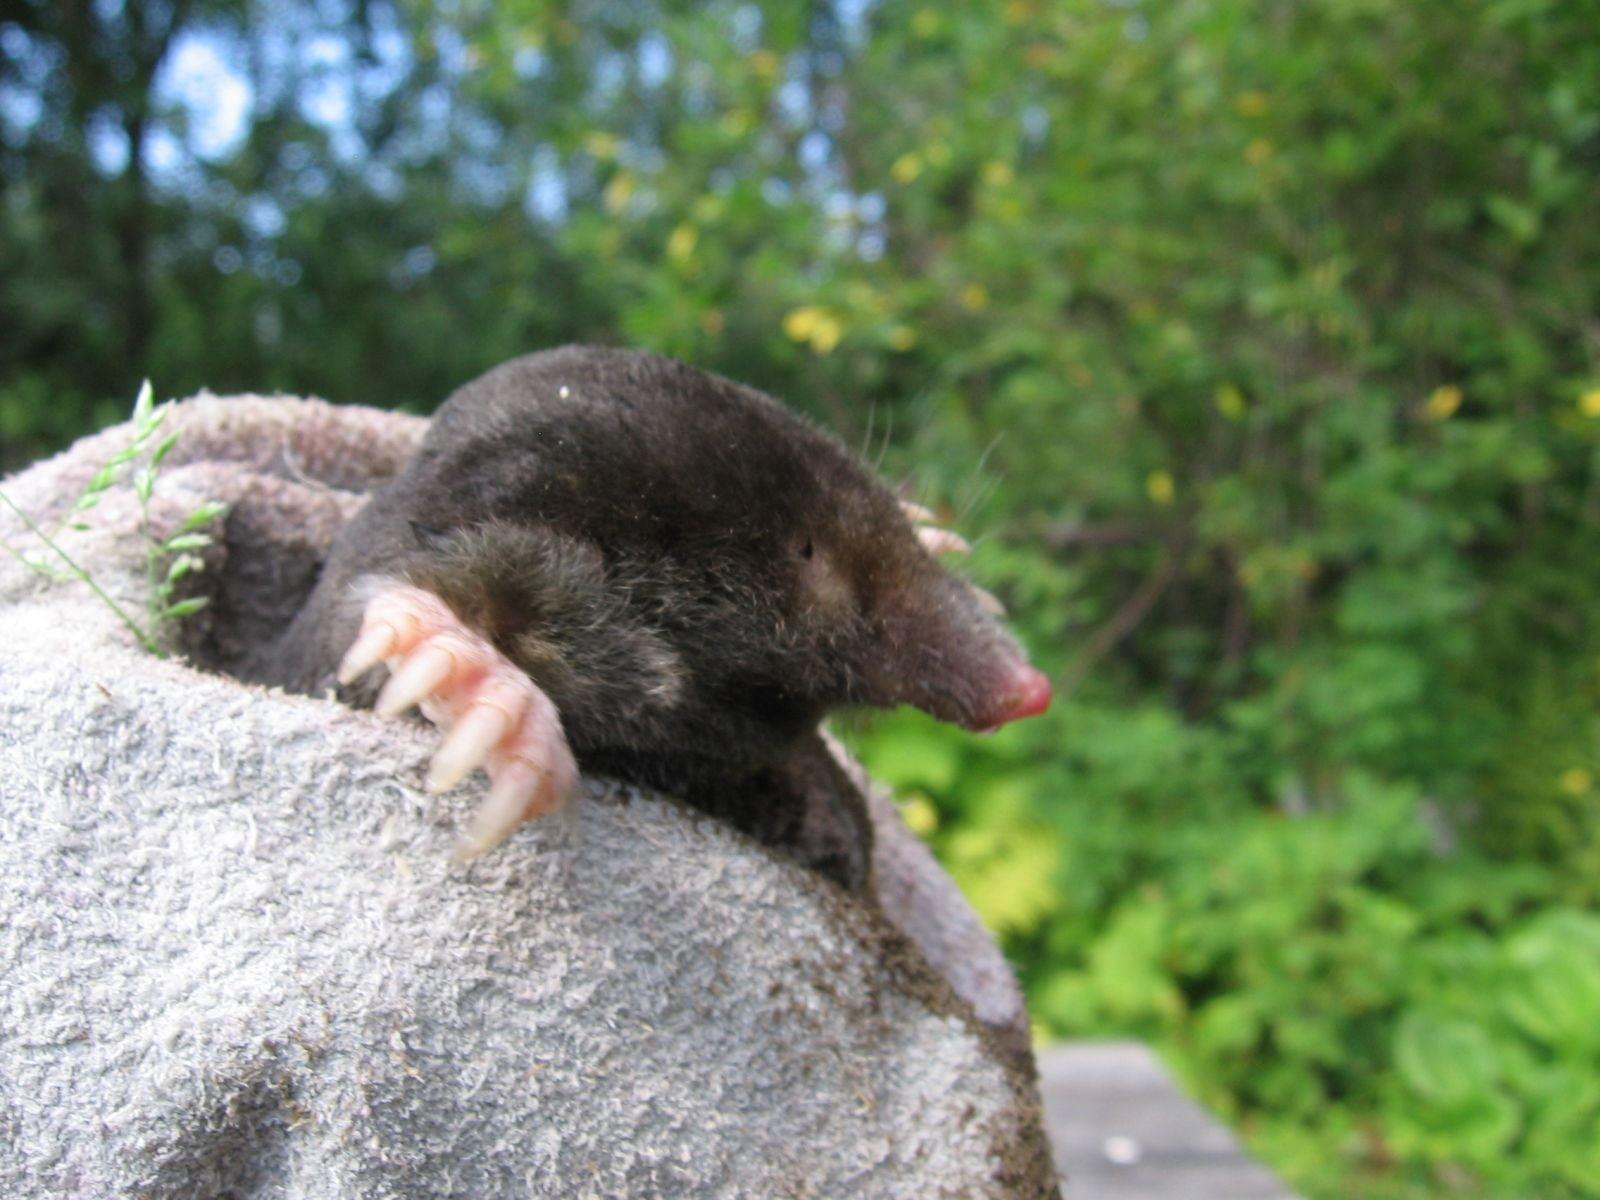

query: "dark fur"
(261, 347), (1030, 889)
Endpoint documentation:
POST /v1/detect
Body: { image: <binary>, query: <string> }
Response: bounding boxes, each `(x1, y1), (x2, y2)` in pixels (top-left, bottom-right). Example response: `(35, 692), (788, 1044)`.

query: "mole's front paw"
(337, 582), (578, 860)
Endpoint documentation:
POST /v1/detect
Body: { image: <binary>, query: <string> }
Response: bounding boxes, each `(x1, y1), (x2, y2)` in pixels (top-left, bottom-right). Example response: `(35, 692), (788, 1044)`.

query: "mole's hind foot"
(338, 582), (578, 860)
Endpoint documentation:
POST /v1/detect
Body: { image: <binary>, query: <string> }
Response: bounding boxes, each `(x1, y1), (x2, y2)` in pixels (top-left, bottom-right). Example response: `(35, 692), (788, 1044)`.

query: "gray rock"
(0, 395), (1059, 1199)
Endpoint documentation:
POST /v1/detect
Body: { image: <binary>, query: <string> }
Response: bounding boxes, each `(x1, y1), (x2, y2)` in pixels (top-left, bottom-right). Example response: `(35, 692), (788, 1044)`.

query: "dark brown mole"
(256, 345), (1050, 889)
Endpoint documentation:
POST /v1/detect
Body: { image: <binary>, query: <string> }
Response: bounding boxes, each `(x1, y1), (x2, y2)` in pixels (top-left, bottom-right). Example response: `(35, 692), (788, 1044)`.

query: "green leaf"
(160, 596), (209, 619)
(83, 465), (116, 494)
(149, 431), (181, 468)
(1194, 994), (1262, 1057)
(163, 553), (204, 583)
(176, 501), (229, 533)
(131, 379), (154, 426)
(160, 532), (211, 552)
(1501, 914), (1600, 1053)
(1394, 1012), (1500, 1105)
(1485, 195), (1540, 244)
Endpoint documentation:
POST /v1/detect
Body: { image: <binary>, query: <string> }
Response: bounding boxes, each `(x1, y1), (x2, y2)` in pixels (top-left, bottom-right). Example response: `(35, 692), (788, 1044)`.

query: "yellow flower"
(810, 313), (844, 355)
(583, 132), (619, 160)
(1577, 388), (1600, 418)
(1146, 470), (1175, 506)
(601, 171), (634, 215)
(1234, 91), (1271, 117)
(783, 306), (821, 342)
(1214, 384), (1247, 421)
(666, 223), (698, 265)
(750, 49), (780, 81)
(1245, 138), (1273, 166)
(891, 153), (923, 184)
(900, 795), (939, 836)
(982, 160), (1015, 187)
(1425, 385), (1462, 421)
(1004, 0), (1033, 25)
(783, 306), (843, 354)
(960, 283), (989, 312)
(720, 109), (755, 137)
(1559, 767), (1592, 796)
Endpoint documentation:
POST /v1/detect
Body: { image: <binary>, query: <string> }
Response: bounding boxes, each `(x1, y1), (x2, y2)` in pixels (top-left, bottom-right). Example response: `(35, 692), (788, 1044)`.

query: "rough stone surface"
(0, 395), (1058, 1199)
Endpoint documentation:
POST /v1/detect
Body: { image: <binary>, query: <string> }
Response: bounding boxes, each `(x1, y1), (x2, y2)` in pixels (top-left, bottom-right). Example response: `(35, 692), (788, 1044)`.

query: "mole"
(257, 346), (1051, 889)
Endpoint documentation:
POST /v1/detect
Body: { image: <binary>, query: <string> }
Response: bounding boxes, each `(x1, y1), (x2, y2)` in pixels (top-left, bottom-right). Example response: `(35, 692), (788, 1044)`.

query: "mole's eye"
(799, 538), (815, 561)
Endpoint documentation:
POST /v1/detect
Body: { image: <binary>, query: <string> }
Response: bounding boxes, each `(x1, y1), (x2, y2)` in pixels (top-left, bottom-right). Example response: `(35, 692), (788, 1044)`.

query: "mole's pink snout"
(976, 664), (1053, 731)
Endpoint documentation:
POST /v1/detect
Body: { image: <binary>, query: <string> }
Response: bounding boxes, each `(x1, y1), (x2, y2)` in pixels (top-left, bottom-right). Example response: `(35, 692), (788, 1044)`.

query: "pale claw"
(917, 526), (971, 556)
(338, 620), (399, 685)
(375, 641), (457, 717)
(973, 585), (1006, 616)
(901, 500), (937, 524)
(428, 702), (512, 793)
(457, 683), (577, 860)
(344, 581), (578, 858)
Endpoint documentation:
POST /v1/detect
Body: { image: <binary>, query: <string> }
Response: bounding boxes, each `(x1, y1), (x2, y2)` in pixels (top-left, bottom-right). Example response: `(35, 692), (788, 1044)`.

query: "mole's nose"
(979, 665), (1053, 730)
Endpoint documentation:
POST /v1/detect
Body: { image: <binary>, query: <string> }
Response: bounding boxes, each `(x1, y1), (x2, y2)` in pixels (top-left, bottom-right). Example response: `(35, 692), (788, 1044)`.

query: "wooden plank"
(1038, 1041), (1299, 1200)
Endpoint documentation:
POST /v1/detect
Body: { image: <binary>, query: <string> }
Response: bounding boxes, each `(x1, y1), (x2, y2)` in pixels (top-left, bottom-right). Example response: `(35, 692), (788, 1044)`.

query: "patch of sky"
(798, 131), (831, 171)
(834, 0), (878, 45)
(1021, 104), (1050, 146)
(243, 195), (287, 239)
(0, 25), (48, 136)
(638, 33), (674, 89)
(730, 6), (762, 52)
(776, 79), (809, 123)
(402, 245), (437, 277)
(527, 146), (568, 222)
(157, 34), (253, 161)
(514, 45), (548, 78)
(87, 112), (130, 175)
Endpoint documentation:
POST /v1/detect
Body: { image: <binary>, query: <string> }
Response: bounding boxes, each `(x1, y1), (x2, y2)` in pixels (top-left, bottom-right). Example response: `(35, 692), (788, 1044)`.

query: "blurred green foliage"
(5, 0), (1600, 1193)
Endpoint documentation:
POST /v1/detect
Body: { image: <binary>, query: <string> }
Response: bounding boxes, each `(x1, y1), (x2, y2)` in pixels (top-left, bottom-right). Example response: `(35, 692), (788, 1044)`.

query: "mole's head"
(493, 350), (1052, 736)
(727, 402), (1053, 736)
(425, 348), (1050, 741)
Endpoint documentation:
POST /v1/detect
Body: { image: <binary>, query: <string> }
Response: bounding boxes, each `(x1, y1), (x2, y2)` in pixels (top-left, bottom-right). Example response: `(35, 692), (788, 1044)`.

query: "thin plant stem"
(0, 532), (68, 581)
(0, 489), (164, 657)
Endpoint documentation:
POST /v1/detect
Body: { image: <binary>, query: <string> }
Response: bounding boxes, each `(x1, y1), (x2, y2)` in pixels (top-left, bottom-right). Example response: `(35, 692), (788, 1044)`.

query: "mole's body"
(262, 347), (1049, 888)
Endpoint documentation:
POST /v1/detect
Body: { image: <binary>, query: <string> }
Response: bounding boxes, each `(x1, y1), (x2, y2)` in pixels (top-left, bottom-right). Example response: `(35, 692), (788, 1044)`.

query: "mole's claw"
(427, 702), (511, 793)
(973, 585), (1006, 616)
(917, 526), (970, 556)
(338, 620), (398, 685)
(453, 761), (545, 860)
(901, 500), (937, 524)
(454, 684), (577, 859)
(376, 641), (457, 717)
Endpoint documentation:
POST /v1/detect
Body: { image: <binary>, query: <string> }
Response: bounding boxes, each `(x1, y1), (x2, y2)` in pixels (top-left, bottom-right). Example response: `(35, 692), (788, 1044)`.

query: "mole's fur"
(260, 346), (1047, 888)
